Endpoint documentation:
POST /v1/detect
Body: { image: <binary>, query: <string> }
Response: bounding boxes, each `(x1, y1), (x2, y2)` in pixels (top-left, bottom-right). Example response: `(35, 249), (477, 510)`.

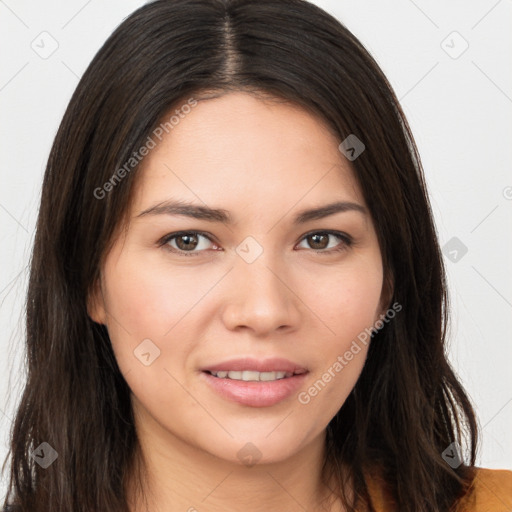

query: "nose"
(220, 251), (302, 336)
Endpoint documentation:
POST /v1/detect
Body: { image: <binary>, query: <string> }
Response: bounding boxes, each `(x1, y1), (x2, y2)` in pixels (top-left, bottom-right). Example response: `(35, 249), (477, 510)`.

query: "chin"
(195, 422), (320, 467)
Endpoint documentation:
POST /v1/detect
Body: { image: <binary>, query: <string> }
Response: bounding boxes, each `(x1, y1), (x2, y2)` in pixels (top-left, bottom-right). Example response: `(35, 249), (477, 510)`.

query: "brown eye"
(297, 231), (353, 254)
(161, 232), (216, 256)
(175, 233), (199, 251)
(307, 233), (329, 250)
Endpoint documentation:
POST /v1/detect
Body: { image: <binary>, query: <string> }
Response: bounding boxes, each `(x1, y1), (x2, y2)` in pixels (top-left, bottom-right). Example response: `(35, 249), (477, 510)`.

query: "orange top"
(367, 467), (512, 511)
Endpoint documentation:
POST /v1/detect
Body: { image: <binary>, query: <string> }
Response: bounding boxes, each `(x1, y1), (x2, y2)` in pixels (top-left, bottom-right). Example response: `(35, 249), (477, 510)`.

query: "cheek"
(100, 255), (210, 414)
(100, 250), (236, 395)
(99, 254), (189, 375)
(295, 258), (382, 419)
(103, 252), (224, 338)
(302, 257), (383, 342)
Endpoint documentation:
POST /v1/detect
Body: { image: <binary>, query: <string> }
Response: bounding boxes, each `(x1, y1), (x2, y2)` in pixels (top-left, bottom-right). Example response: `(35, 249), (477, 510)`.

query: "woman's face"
(89, 91), (386, 466)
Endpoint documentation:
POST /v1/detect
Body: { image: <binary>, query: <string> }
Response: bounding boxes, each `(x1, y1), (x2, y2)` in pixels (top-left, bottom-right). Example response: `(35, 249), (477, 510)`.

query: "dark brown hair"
(2, 0), (478, 510)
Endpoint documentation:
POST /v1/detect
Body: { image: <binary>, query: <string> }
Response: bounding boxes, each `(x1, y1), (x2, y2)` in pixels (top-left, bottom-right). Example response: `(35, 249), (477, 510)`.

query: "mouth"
(205, 369), (307, 382)
(200, 357), (309, 407)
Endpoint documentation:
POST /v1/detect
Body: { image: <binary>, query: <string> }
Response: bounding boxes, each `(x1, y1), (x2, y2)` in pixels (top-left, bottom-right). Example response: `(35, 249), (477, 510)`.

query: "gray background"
(1, 0), (511, 498)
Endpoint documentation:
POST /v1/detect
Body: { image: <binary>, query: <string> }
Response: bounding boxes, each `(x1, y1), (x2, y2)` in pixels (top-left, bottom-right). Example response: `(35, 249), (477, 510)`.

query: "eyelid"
(157, 231), (219, 254)
(296, 230), (353, 254)
(298, 229), (352, 244)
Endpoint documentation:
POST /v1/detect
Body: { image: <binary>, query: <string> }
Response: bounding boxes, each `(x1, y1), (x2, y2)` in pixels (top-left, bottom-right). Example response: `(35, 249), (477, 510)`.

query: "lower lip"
(201, 371), (308, 407)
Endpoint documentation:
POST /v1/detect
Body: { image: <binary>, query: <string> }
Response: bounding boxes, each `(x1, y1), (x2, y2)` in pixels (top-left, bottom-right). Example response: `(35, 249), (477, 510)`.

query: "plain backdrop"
(1, 0), (511, 499)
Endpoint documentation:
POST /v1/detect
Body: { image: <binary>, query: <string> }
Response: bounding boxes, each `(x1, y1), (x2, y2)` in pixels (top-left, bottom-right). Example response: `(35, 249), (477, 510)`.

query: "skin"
(88, 91), (388, 512)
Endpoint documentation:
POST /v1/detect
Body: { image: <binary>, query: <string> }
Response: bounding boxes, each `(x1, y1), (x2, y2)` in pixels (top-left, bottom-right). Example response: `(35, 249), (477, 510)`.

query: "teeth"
(242, 370), (260, 381)
(209, 370), (296, 381)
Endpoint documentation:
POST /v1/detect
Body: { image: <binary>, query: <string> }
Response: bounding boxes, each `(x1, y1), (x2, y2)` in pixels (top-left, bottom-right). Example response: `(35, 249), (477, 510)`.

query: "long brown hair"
(2, 0), (478, 510)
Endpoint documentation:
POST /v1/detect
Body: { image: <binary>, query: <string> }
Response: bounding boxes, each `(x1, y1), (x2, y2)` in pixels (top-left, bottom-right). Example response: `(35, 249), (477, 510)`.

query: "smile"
(207, 369), (306, 381)
(201, 358), (309, 407)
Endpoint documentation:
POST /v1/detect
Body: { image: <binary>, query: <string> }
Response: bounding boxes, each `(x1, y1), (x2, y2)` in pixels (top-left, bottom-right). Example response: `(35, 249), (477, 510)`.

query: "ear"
(87, 277), (107, 325)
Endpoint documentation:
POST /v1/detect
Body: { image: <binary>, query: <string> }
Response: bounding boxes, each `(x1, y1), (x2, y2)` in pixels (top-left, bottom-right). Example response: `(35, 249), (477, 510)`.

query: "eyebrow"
(136, 199), (367, 224)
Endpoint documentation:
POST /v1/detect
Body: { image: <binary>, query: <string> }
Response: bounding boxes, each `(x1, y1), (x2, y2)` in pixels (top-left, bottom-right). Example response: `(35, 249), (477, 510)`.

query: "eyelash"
(158, 230), (353, 257)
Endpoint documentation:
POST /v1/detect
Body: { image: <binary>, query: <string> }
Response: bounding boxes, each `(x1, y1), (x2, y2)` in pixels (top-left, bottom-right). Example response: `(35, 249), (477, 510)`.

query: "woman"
(2, 0), (511, 510)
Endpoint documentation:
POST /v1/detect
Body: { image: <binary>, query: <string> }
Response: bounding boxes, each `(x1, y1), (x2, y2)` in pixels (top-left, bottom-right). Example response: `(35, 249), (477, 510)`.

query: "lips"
(201, 357), (309, 407)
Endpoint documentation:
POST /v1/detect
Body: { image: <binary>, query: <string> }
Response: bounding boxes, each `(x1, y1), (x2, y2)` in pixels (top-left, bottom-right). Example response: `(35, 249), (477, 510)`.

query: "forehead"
(132, 92), (364, 215)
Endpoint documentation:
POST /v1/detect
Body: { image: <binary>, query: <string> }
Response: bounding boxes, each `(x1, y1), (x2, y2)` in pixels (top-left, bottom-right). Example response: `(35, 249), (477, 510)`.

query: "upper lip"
(202, 357), (308, 374)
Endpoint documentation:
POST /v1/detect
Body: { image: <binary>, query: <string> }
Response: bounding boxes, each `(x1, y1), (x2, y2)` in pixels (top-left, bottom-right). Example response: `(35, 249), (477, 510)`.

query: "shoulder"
(366, 466), (512, 512)
(455, 467), (512, 512)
